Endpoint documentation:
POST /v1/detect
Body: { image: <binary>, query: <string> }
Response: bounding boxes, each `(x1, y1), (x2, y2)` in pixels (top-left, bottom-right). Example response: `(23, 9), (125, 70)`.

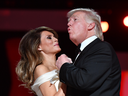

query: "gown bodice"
(31, 70), (60, 96)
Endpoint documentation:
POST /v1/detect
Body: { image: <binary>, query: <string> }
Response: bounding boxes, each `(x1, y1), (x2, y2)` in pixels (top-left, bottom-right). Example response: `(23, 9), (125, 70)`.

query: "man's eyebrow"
(68, 15), (77, 22)
(68, 18), (70, 22)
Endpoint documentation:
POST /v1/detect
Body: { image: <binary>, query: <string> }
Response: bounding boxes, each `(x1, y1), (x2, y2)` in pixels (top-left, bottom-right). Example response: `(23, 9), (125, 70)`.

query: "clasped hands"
(56, 54), (72, 70)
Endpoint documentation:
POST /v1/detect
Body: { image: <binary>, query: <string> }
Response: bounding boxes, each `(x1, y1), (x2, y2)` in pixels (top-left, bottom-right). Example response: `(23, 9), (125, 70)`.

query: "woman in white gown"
(16, 26), (70, 96)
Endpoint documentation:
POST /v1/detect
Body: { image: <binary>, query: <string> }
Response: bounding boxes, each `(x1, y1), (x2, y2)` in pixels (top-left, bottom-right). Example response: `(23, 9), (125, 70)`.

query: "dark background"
(0, 0), (128, 96)
(0, 0), (128, 51)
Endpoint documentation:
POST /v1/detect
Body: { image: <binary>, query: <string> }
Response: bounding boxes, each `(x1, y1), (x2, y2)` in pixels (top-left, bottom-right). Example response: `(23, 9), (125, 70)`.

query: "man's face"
(67, 11), (89, 45)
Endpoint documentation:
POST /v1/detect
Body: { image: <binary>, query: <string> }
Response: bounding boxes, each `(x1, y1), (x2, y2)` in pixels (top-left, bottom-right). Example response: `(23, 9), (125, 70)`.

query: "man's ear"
(88, 22), (95, 31)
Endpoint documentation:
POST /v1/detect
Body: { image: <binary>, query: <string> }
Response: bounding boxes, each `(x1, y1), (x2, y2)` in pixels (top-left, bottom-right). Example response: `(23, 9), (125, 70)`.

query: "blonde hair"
(15, 26), (58, 93)
(67, 8), (104, 41)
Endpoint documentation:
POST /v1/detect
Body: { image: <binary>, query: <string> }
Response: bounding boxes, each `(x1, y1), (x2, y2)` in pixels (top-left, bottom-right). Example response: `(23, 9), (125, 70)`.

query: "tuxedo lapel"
(74, 38), (101, 65)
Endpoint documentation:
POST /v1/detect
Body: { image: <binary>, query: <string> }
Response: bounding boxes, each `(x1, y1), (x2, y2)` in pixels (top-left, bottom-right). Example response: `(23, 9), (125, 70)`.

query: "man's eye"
(74, 18), (77, 21)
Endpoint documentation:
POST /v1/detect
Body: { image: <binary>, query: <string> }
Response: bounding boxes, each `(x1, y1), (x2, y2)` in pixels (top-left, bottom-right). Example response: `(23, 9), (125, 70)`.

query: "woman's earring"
(38, 49), (42, 51)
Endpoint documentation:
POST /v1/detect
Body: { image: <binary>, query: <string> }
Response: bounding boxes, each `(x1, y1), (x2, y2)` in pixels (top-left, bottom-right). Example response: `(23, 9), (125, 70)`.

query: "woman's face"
(38, 31), (61, 54)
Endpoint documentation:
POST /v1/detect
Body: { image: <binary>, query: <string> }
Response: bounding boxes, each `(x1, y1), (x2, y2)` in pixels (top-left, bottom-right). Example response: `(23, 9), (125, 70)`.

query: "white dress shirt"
(75, 36), (97, 60)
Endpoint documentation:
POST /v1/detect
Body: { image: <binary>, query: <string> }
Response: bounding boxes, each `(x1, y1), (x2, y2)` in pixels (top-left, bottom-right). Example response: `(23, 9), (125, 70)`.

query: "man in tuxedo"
(56, 8), (121, 96)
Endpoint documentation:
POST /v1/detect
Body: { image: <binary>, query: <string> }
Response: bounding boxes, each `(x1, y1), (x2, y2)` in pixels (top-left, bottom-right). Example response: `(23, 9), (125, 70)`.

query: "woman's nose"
(54, 37), (58, 42)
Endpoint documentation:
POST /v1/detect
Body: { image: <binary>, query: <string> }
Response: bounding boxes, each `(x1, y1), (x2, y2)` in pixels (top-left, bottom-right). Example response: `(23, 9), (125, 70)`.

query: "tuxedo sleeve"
(59, 42), (120, 91)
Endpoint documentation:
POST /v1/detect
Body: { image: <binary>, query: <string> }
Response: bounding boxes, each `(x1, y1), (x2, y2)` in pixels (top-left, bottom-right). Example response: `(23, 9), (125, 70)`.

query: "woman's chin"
(56, 48), (61, 54)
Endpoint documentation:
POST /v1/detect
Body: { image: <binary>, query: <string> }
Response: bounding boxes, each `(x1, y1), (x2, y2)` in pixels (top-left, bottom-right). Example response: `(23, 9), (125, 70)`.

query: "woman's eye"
(47, 36), (52, 39)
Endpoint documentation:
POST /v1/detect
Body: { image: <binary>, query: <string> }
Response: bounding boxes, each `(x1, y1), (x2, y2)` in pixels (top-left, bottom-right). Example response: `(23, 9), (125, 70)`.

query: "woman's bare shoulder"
(34, 64), (49, 80)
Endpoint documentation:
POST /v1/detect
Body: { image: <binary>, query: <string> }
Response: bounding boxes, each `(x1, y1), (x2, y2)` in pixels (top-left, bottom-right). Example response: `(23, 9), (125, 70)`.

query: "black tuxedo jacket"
(59, 38), (121, 96)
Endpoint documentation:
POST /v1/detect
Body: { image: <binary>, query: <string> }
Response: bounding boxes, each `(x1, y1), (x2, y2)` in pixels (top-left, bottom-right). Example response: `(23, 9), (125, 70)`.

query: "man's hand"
(56, 54), (72, 70)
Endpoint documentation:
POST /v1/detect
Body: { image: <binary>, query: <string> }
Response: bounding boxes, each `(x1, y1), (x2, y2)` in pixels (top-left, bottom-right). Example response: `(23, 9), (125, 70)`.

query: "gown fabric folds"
(31, 70), (60, 96)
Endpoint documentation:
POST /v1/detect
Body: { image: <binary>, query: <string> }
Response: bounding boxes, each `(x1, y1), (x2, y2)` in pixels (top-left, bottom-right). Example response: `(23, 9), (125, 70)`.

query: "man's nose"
(67, 21), (72, 26)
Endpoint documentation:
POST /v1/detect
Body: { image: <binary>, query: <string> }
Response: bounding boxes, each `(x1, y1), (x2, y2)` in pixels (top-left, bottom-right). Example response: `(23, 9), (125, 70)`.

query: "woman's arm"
(34, 65), (66, 96)
(39, 80), (66, 96)
(54, 83), (66, 96)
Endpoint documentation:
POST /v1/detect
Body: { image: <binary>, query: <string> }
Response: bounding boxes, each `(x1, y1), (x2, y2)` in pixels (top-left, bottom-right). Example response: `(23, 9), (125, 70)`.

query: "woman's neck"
(42, 54), (57, 70)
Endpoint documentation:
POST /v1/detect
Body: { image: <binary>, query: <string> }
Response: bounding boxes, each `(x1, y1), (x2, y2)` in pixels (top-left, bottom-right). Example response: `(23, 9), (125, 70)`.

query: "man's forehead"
(71, 11), (85, 17)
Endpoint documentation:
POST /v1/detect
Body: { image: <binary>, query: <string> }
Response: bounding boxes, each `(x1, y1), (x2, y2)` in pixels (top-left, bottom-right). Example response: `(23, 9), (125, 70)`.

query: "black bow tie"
(75, 44), (81, 55)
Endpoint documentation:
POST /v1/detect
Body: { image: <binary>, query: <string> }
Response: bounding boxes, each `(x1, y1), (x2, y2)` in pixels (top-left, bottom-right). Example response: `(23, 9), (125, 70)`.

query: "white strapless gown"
(31, 70), (61, 96)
